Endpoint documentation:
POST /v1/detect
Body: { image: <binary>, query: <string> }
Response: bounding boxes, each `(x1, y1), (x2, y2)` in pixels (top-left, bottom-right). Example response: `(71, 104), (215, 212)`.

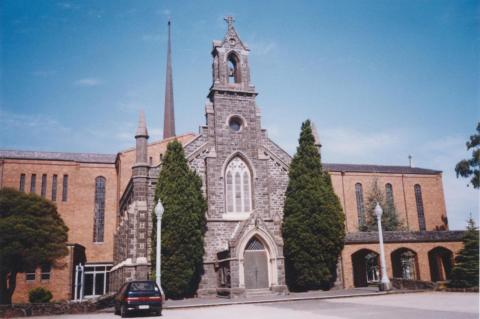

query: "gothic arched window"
(385, 183), (394, 207)
(93, 176), (106, 242)
(227, 53), (240, 84)
(225, 157), (251, 213)
(414, 184), (426, 231)
(355, 183), (365, 228)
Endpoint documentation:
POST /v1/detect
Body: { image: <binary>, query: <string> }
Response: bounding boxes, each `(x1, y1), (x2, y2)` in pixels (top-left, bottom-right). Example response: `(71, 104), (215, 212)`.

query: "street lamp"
(375, 202), (392, 291)
(154, 201), (165, 296)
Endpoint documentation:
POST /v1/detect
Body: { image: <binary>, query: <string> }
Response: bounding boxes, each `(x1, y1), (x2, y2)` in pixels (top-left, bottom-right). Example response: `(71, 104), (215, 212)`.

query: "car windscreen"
(129, 282), (157, 292)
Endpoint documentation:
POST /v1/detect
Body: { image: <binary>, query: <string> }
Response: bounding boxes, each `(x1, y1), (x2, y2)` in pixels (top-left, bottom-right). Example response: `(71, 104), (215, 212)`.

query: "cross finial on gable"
(224, 16), (235, 29)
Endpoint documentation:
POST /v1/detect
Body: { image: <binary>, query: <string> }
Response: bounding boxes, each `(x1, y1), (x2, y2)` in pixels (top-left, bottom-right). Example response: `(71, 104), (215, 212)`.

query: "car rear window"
(129, 282), (157, 291)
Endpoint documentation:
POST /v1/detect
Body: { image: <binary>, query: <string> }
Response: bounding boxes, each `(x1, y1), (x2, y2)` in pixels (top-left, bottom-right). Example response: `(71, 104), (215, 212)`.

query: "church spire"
(135, 110), (149, 165)
(163, 19), (175, 139)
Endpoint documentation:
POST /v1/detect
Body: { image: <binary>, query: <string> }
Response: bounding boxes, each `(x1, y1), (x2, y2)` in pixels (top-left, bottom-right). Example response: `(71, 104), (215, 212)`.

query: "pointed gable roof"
(217, 16), (249, 51)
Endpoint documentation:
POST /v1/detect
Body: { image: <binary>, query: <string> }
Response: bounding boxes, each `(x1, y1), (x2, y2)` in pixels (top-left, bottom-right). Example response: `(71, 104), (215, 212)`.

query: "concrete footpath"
(157, 287), (417, 310)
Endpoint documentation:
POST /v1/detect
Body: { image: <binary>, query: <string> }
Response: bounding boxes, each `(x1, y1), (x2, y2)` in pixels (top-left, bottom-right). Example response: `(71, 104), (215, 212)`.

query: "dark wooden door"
(244, 250), (268, 289)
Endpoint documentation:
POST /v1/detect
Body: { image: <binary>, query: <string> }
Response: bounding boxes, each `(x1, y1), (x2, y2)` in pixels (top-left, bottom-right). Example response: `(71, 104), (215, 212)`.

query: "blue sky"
(1, 0), (478, 229)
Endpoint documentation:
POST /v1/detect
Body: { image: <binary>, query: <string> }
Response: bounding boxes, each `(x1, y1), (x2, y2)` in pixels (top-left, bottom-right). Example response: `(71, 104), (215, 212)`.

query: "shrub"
(28, 287), (53, 303)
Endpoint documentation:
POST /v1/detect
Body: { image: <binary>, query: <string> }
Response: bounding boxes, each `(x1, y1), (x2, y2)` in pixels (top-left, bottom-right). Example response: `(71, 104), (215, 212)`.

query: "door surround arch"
(237, 228), (279, 289)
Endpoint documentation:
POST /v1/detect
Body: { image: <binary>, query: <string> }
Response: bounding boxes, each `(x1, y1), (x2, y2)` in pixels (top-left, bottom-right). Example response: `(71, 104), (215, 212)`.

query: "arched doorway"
(244, 237), (269, 289)
(428, 247), (453, 282)
(391, 248), (419, 280)
(351, 249), (380, 287)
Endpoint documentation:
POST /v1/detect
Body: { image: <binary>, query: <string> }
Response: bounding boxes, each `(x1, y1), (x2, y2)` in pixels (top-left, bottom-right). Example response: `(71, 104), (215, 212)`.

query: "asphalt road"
(30, 292), (479, 319)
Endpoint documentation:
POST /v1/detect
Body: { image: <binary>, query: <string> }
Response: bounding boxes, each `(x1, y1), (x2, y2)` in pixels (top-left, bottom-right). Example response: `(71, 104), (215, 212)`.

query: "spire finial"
(224, 16), (235, 29)
(163, 19), (175, 139)
(136, 110), (149, 137)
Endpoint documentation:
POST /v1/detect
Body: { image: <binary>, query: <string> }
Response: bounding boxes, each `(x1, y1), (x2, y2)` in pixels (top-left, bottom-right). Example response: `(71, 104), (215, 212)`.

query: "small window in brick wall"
(25, 267), (36, 281)
(19, 174), (26, 192)
(52, 174), (58, 201)
(93, 176), (106, 243)
(41, 264), (51, 281)
(41, 174), (47, 198)
(62, 174), (68, 202)
(385, 183), (394, 207)
(30, 174), (36, 193)
(355, 183), (366, 228)
(414, 184), (426, 231)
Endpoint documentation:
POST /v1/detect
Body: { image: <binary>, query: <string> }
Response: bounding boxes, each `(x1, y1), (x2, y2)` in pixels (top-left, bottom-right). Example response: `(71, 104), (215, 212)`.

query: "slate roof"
(0, 149), (441, 175)
(0, 150), (116, 164)
(323, 163), (441, 175)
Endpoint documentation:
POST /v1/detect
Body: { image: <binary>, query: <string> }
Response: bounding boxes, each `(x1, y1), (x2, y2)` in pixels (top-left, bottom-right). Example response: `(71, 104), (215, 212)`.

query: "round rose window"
(229, 116), (243, 132)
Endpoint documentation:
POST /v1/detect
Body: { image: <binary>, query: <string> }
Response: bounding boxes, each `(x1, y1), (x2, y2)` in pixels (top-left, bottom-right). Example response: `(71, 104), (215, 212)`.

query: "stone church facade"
(0, 18), (465, 302)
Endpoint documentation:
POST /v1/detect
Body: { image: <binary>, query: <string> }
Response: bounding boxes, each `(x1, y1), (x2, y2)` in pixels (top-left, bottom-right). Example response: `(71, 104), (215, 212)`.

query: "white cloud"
(0, 110), (69, 133)
(319, 127), (404, 160)
(249, 41), (276, 56)
(156, 9), (171, 16)
(57, 2), (80, 10)
(115, 131), (133, 142)
(73, 78), (103, 87)
(32, 70), (57, 77)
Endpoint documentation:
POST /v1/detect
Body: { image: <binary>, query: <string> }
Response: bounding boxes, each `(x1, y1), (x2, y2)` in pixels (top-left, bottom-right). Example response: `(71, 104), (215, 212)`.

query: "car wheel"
(120, 304), (128, 318)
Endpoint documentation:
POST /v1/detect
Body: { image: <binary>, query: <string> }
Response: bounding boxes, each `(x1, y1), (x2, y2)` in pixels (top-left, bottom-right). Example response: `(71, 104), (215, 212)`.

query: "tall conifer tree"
(151, 140), (207, 299)
(282, 120), (345, 291)
(449, 217), (479, 288)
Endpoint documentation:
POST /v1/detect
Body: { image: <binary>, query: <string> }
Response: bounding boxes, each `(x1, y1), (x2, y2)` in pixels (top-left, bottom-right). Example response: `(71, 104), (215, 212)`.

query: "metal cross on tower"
(224, 16), (235, 28)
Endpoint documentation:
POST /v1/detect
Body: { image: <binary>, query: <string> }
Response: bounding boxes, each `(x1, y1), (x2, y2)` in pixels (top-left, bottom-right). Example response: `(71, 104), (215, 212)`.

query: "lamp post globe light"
(375, 202), (392, 291)
(154, 201), (165, 296)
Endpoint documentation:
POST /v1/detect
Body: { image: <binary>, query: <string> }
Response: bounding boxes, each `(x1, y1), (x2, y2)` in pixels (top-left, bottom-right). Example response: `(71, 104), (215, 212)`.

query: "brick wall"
(329, 172), (448, 233)
(341, 240), (463, 289)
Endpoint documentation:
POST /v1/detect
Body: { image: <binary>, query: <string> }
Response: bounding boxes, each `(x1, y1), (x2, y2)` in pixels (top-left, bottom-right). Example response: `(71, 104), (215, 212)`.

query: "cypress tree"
(361, 179), (404, 232)
(151, 140), (207, 299)
(449, 217), (479, 288)
(282, 120), (346, 291)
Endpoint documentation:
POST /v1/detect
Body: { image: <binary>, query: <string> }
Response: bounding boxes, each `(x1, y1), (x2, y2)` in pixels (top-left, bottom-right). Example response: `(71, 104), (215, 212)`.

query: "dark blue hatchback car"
(114, 281), (162, 317)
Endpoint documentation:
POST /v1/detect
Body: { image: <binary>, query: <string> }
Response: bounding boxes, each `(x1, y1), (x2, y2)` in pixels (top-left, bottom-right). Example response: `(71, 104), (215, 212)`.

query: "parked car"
(114, 280), (162, 317)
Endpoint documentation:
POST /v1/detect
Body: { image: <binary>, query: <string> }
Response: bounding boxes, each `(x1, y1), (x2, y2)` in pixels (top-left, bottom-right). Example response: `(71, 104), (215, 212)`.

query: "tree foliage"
(0, 188), (68, 304)
(282, 120), (346, 291)
(449, 217), (479, 288)
(455, 122), (480, 189)
(360, 179), (404, 232)
(151, 140), (207, 299)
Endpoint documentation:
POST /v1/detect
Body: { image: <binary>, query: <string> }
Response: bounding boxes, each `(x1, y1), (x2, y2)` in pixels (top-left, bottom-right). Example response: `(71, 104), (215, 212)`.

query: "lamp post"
(375, 202), (392, 291)
(155, 201), (165, 296)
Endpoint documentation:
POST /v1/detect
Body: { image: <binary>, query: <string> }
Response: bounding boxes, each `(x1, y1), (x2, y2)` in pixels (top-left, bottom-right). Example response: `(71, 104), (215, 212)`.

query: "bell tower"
(211, 16), (254, 92)
(194, 17), (288, 297)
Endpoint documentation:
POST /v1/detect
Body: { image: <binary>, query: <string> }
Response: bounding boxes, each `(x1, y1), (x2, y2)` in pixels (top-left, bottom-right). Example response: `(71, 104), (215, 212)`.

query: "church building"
(0, 18), (464, 302)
